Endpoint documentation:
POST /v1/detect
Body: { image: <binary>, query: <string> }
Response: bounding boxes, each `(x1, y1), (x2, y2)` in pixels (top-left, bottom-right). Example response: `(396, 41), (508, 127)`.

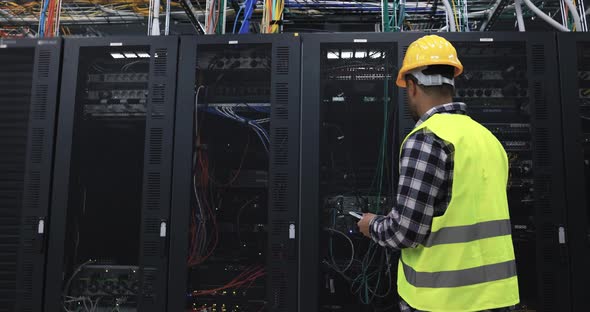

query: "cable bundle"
(366, 76), (393, 211)
(323, 207), (396, 305)
(205, 0), (225, 34)
(189, 87), (270, 266)
(188, 137), (220, 267)
(321, 70), (397, 305)
(39, 0), (62, 37)
(191, 265), (265, 296)
(236, 0), (257, 33)
(188, 86), (217, 267)
(261, 0), (284, 33)
(202, 105), (271, 154)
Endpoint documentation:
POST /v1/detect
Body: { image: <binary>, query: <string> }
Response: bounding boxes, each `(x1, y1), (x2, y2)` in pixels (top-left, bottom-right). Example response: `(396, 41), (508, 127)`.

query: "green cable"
(375, 77), (389, 212)
(368, 79), (389, 213)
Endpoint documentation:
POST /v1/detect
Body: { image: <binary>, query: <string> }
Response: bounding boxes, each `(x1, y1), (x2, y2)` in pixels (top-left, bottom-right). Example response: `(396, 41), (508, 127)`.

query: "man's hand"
(357, 213), (376, 238)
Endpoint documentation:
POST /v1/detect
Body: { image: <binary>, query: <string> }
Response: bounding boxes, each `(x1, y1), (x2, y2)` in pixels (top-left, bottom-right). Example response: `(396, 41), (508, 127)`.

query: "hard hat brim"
(396, 61), (464, 88)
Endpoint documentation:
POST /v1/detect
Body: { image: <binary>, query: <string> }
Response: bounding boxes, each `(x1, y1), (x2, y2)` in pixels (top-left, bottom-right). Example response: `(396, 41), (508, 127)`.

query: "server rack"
(0, 38), (61, 312)
(300, 33), (400, 312)
(397, 33), (568, 312)
(169, 34), (300, 312)
(44, 36), (178, 312)
(557, 33), (590, 312)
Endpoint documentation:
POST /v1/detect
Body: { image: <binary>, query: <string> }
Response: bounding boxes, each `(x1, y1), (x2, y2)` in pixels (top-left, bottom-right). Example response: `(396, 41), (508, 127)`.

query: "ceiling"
(0, 0), (577, 37)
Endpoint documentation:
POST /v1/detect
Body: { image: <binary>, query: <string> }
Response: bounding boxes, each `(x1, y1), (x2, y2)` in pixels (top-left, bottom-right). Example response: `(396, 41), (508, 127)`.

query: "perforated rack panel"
(0, 39), (60, 311)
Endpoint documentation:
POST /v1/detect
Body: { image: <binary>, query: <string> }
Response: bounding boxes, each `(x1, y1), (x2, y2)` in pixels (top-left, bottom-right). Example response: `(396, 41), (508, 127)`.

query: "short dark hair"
(405, 65), (455, 98)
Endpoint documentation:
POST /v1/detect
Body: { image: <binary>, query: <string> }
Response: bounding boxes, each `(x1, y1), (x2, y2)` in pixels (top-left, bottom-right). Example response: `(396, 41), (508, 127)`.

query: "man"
(357, 35), (520, 312)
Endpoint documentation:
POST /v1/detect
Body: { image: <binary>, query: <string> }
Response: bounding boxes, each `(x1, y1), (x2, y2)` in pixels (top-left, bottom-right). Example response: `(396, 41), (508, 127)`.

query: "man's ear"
(407, 79), (417, 98)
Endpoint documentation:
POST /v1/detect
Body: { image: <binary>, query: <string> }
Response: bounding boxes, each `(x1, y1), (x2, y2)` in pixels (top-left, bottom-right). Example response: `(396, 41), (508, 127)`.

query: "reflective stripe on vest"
(423, 219), (512, 247)
(401, 259), (517, 288)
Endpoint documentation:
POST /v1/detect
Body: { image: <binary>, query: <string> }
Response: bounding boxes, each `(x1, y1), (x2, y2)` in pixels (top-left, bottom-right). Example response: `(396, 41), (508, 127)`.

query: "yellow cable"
(450, 0), (460, 31)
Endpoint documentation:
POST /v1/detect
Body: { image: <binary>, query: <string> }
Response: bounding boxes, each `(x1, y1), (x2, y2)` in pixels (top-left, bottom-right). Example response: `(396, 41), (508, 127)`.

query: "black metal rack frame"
(0, 38), (61, 312)
(44, 36), (178, 312)
(299, 32), (402, 312)
(169, 33), (301, 312)
(557, 33), (590, 312)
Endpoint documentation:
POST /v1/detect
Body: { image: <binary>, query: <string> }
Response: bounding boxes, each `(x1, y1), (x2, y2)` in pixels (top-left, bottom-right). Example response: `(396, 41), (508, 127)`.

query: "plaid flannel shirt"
(368, 102), (465, 249)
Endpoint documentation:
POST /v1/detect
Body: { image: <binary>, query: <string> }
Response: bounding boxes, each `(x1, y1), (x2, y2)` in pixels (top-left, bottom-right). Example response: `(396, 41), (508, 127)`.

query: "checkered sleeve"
(369, 130), (449, 249)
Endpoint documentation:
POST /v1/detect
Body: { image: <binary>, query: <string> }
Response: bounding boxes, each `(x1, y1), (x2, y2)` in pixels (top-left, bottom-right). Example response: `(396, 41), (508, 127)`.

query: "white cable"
(192, 174), (207, 259)
(248, 122), (270, 152)
(514, 0), (526, 31)
(441, 0), (457, 31)
(63, 259), (94, 297)
(194, 86), (204, 139)
(325, 228), (355, 273)
(580, 0), (588, 31)
(215, 106), (232, 119)
(91, 297), (102, 312)
(247, 119), (270, 144)
(165, 0), (171, 35)
(151, 0), (161, 35)
(82, 297), (90, 312)
(211, 106), (270, 152)
(147, 0), (154, 35)
(55, 0), (63, 36)
(564, 0), (583, 31)
(522, 0), (571, 31)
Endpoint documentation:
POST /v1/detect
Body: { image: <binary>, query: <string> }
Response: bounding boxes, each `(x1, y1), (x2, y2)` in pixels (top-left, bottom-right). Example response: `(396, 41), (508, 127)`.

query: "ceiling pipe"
(514, 0), (525, 31)
(440, 0), (457, 31)
(521, 0), (570, 31)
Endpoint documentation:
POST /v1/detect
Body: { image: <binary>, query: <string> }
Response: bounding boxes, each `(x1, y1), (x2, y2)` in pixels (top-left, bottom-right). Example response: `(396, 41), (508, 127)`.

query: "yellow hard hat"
(396, 35), (463, 88)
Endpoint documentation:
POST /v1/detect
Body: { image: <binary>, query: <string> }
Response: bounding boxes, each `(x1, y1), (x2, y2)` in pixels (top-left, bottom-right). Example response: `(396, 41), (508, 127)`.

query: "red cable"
(46, 0), (55, 37)
(192, 267), (266, 296)
(221, 133), (250, 187)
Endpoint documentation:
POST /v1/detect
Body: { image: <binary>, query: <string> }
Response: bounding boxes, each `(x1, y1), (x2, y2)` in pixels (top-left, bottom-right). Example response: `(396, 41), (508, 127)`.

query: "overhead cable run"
(38, 0), (63, 37)
(0, 0), (573, 34)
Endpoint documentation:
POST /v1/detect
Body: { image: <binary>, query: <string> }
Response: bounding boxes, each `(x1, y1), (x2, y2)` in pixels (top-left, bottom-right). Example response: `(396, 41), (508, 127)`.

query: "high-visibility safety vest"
(398, 113), (520, 312)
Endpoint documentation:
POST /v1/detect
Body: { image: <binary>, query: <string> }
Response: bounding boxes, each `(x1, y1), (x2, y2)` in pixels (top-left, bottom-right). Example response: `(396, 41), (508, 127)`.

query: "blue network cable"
(232, 5), (244, 34)
(39, 0), (50, 37)
(238, 0), (256, 33)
